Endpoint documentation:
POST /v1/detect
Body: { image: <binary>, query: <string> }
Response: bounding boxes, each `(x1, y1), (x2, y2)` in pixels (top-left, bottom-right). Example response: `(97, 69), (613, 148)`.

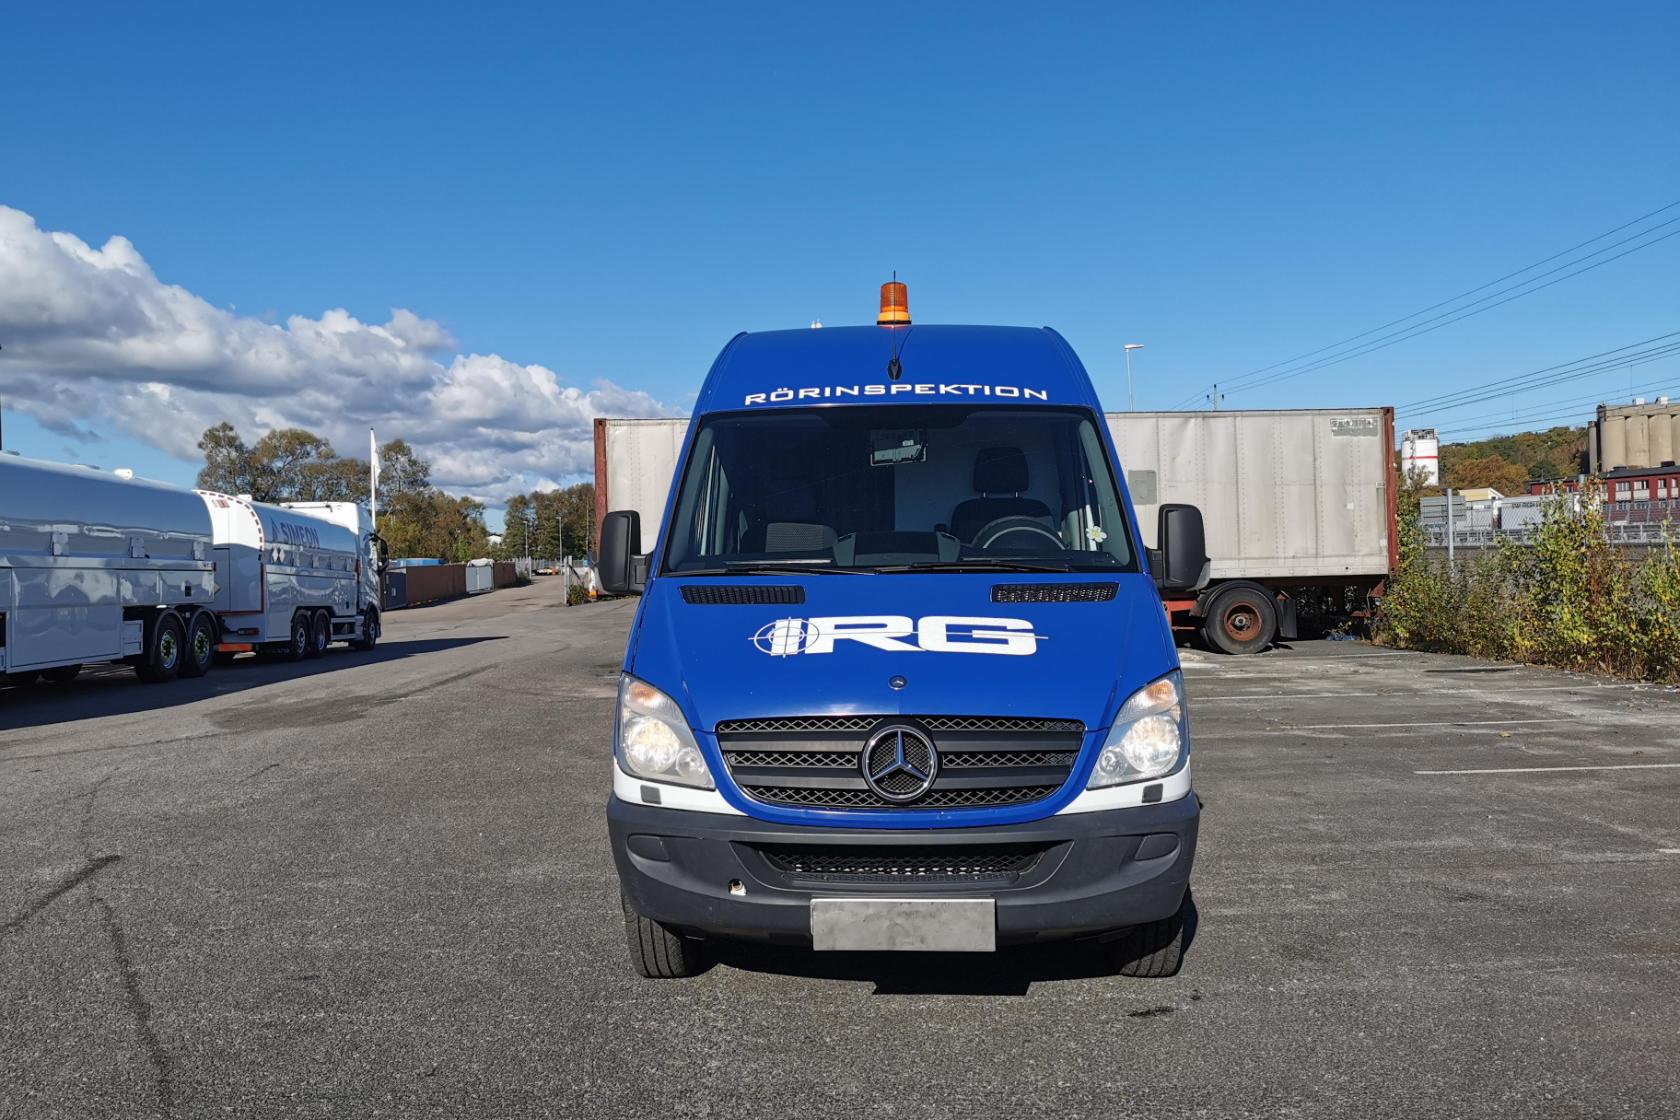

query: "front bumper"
(608, 793), (1198, 946)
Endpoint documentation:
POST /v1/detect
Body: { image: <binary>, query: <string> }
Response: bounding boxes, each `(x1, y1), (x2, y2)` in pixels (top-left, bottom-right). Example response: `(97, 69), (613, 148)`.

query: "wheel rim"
(193, 629), (212, 664)
(159, 631), (179, 669)
(1222, 602), (1260, 642)
(295, 628), (307, 654)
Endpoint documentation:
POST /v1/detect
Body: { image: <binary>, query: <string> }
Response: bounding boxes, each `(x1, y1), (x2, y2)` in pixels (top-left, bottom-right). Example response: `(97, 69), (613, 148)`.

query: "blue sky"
(2, 1), (1677, 525)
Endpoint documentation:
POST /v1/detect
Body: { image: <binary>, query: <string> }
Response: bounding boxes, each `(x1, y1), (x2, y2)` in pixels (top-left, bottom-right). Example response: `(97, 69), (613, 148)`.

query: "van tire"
(42, 664), (82, 684)
(622, 894), (706, 979)
(1114, 894), (1188, 978)
(179, 612), (217, 678)
(135, 612), (186, 683)
(310, 611), (332, 657)
(1200, 585), (1277, 655)
(4, 671), (42, 686)
(285, 614), (311, 661)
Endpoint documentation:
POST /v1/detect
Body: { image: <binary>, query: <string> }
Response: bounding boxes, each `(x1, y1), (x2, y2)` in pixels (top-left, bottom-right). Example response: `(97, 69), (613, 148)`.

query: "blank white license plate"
(809, 898), (996, 952)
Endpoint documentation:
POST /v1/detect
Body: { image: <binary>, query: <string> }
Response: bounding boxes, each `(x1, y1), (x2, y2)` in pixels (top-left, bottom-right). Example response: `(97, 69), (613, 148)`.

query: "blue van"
(600, 284), (1208, 978)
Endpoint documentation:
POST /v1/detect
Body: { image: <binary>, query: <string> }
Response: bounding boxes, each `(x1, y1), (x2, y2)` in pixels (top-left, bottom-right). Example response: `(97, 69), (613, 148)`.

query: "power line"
(1223, 222), (1680, 397)
(1423, 368), (1680, 434)
(1167, 198), (1680, 408)
(1221, 197), (1680, 392)
(1400, 330), (1680, 413)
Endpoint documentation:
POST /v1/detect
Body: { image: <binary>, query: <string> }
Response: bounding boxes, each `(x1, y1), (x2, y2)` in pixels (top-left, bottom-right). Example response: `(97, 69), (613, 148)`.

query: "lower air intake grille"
(756, 843), (1047, 882)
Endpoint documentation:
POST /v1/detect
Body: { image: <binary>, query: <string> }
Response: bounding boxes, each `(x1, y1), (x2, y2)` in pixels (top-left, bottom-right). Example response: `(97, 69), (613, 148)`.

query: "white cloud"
(0, 205), (678, 502)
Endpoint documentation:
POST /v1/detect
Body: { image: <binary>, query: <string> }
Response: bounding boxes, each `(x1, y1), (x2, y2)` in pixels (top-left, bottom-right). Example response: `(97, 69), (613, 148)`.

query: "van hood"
(626, 573), (1175, 733)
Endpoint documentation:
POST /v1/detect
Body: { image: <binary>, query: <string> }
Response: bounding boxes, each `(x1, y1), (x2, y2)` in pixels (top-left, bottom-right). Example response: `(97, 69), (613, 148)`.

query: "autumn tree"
(1446, 455), (1530, 496)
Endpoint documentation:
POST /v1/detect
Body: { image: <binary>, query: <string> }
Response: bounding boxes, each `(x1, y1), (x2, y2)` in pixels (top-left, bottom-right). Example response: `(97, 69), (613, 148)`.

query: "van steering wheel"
(973, 517), (1065, 550)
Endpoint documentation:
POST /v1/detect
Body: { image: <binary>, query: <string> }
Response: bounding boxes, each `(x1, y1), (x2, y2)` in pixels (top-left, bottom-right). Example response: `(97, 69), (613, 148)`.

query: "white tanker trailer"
(198, 494), (382, 658)
(0, 452), (383, 687)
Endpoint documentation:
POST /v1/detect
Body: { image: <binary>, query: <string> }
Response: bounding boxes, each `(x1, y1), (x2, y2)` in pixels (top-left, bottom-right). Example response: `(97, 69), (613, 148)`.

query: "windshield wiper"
(873, 559), (1076, 573)
(725, 561), (866, 575)
(666, 562), (865, 576)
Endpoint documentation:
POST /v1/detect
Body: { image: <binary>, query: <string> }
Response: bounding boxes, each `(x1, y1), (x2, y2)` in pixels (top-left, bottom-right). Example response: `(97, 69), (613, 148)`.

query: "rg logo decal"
(750, 615), (1044, 657)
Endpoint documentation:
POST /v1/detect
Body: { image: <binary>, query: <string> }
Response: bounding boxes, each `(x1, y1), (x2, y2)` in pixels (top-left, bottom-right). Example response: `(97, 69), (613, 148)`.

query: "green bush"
(566, 583), (587, 607)
(1376, 480), (1680, 683)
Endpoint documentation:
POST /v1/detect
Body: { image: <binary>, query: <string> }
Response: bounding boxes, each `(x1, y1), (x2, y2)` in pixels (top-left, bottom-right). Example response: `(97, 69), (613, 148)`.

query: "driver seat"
(949, 446), (1055, 544)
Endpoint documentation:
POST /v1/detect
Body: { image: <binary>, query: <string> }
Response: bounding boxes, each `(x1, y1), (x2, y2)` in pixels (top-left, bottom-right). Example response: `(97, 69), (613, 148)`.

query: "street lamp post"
(1123, 343), (1144, 411)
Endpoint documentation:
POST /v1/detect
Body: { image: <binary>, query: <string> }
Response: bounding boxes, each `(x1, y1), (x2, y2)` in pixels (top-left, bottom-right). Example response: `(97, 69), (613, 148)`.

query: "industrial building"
(1589, 396), (1680, 473)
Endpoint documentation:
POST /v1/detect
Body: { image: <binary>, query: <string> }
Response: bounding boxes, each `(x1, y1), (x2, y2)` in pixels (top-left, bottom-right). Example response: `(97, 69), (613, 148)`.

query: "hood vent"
(992, 582), (1117, 603)
(680, 584), (806, 605)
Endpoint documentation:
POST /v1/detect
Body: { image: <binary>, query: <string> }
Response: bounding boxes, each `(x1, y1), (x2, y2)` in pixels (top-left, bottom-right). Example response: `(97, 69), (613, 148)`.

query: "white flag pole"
(369, 428), (379, 532)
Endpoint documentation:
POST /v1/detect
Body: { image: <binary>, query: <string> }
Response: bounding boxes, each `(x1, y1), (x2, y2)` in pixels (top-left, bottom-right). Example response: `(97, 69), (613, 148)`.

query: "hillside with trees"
(195, 424), (490, 561)
(1399, 424), (1588, 494)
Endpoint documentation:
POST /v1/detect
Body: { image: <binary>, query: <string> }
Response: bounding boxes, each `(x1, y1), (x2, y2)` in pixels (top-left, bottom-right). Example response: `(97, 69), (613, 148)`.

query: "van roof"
(693, 324), (1102, 415)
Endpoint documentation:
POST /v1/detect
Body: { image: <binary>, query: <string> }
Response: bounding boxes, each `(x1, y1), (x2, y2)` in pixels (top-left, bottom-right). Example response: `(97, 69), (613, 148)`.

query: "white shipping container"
(594, 417), (691, 554)
(1106, 409), (1394, 581)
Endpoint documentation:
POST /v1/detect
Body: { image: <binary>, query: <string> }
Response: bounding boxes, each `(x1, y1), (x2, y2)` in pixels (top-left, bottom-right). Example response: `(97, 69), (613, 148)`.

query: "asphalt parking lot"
(4, 578), (1679, 1119)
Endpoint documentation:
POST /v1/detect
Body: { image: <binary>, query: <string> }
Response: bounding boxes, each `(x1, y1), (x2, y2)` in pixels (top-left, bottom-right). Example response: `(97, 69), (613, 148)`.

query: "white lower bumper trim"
(1053, 761), (1193, 815)
(611, 765), (746, 815)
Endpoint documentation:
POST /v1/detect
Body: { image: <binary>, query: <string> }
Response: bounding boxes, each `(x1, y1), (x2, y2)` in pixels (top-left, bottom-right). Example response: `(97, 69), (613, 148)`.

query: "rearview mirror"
(1154, 504), (1209, 592)
(870, 429), (927, 467)
(598, 510), (647, 595)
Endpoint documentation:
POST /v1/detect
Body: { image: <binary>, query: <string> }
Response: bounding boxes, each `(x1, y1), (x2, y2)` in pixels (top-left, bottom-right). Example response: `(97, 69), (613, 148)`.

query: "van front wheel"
(1114, 892), (1189, 978)
(622, 894), (706, 979)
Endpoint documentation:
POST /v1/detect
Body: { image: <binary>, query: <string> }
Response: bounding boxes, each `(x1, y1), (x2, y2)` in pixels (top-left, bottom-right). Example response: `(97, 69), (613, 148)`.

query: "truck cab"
(600, 286), (1207, 977)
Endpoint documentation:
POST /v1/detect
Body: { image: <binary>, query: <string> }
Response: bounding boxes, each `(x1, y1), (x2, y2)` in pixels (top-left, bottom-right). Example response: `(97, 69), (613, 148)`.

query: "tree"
(382, 489), (489, 561)
(196, 422), (255, 495)
(500, 494), (534, 558)
(378, 438), (432, 496)
(1447, 455), (1530, 496)
(195, 423), (369, 502)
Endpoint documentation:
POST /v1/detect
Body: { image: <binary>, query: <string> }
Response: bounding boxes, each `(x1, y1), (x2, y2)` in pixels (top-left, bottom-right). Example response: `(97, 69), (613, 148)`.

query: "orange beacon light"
(877, 280), (910, 326)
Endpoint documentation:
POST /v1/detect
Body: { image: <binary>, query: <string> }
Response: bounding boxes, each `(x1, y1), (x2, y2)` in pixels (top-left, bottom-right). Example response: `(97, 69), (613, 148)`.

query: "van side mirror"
(599, 510), (646, 595)
(1154, 503), (1209, 592)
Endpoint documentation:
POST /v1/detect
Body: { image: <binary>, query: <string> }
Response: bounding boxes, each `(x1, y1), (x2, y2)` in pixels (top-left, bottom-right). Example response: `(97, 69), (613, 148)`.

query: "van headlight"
(1087, 671), (1187, 788)
(615, 674), (714, 789)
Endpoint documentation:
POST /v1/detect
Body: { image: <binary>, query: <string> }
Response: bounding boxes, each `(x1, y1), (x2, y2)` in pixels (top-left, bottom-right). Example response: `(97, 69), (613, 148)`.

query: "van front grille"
(716, 715), (1084, 812)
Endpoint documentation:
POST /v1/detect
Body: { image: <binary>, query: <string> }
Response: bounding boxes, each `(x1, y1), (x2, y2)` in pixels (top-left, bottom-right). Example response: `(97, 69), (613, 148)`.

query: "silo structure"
(1600, 410), (1628, 471)
(1627, 411), (1650, 467)
(1671, 413), (1680, 465)
(1588, 419), (1601, 473)
(1650, 409), (1674, 466)
(1400, 428), (1440, 486)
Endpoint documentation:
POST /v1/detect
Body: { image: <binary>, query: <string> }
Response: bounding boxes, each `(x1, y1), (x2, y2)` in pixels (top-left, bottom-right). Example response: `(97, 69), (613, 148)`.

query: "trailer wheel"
(134, 612), (186, 683)
(42, 664), (83, 684)
(309, 611), (332, 657)
(1201, 585), (1277, 655)
(621, 893), (706, 979)
(3, 671), (42, 687)
(350, 608), (380, 652)
(285, 614), (311, 661)
(1113, 892), (1189, 978)
(179, 612), (217, 678)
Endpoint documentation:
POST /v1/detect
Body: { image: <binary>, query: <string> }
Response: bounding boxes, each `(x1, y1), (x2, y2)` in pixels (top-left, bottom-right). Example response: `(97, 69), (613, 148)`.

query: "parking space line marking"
(1415, 763), (1680, 775)
(1194, 685), (1639, 702)
(1660, 849), (1680, 854)
(1275, 717), (1581, 730)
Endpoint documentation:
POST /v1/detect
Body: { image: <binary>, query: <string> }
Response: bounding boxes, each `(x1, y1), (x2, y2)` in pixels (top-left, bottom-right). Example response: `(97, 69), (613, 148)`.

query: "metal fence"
(1424, 522), (1677, 549)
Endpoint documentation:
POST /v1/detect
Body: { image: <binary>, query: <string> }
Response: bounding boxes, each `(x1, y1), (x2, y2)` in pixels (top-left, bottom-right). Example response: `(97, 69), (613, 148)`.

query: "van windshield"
(661, 405), (1136, 574)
